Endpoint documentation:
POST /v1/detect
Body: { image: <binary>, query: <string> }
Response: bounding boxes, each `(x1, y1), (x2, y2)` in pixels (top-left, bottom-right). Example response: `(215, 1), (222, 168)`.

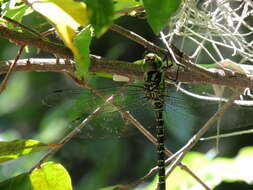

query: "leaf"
(73, 26), (92, 76)
(143, 0), (181, 33)
(113, 0), (143, 19)
(0, 162), (72, 190)
(30, 162), (72, 190)
(0, 139), (51, 163)
(1, 2), (31, 29)
(85, 0), (114, 37)
(27, 0), (89, 55)
(0, 173), (32, 189)
(114, 0), (142, 11)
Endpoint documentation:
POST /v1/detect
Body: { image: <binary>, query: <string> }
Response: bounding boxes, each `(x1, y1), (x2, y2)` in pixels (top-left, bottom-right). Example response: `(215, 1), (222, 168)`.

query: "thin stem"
(1, 15), (43, 38)
(66, 75), (210, 190)
(118, 112), (211, 190)
(1, 57), (253, 89)
(30, 82), (131, 172)
(110, 24), (167, 55)
(164, 91), (241, 176)
(0, 24), (72, 58)
(0, 46), (25, 92)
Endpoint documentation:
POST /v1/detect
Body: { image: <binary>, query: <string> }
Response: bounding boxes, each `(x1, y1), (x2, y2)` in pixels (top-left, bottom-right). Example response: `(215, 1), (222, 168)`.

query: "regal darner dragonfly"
(43, 54), (253, 190)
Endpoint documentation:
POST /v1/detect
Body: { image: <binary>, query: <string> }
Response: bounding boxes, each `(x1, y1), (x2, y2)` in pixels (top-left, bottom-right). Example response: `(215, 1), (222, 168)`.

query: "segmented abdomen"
(144, 67), (166, 190)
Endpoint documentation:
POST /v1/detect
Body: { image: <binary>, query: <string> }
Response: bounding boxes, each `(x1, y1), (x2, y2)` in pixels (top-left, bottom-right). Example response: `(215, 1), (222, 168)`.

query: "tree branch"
(0, 24), (252, 89)
(1, 58), (253, 89)
(0, 24), (72, 58)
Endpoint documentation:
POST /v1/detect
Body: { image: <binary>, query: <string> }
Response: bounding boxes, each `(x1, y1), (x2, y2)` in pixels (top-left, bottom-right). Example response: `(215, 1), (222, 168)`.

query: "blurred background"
(0, 1), (253, 189)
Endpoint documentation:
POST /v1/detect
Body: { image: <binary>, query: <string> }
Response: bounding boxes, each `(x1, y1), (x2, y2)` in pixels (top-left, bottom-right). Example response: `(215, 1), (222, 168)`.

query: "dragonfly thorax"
(144, 70), (165, 107)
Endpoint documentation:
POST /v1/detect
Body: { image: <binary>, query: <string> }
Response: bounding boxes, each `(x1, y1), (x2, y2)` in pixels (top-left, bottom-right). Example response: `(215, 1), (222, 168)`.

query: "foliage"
(101, 147), (253, 189)
(161, 147), (253, 190)
(142, 0), (181, 33)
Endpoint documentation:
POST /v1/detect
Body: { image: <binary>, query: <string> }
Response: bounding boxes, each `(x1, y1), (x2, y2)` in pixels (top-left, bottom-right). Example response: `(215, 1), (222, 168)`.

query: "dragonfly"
(43, 55), (253, 189)
(142, 53), (167, 190)
(43, 53), (182, 189)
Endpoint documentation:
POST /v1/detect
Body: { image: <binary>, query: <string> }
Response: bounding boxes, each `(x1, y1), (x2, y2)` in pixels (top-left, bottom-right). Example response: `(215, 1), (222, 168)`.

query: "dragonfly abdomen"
(143, 53), (166, 190)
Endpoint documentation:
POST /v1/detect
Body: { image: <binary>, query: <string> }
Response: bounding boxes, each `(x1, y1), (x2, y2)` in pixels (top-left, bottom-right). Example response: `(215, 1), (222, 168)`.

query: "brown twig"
(0, 46), (25, 92)
(1, 15), (43, 38)
(164, 91), (241, 177)
(0, 24), (252, 88)
(117, 112), (211, 190)
(58, 74), (210, 189)
(110, 24), (167, 55)
(0, 24), (72, 58)
(30, 82), (131, 172)
(109, 24), (241, 83)
(1, 58), (253, 89)
(78, 77), (211, 189)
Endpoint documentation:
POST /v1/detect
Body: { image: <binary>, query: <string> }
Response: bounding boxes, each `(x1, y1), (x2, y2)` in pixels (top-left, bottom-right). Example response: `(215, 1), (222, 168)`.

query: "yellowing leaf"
(28, 0), (89, 55)
(30, 162), (72, 190)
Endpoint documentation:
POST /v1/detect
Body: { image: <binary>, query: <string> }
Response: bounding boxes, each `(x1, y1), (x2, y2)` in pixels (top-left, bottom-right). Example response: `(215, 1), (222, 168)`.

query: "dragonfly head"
(144, 53), (163, 71)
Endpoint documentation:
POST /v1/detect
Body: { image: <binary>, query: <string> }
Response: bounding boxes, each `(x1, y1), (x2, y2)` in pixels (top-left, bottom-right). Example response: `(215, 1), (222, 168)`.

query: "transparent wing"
(43, 84), (253, 140)
(43, 85), (154, 139)
(164, 85), (253, 141)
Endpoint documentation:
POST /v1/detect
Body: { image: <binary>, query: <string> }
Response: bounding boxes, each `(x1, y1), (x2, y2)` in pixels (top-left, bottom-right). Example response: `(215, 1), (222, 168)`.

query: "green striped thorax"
(143, 53), (165, 107)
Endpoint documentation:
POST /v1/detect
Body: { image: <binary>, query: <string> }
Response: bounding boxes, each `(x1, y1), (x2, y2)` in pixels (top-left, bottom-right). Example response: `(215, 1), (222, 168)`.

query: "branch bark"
(1, 58), (253, 89)
(0, 24), (253, 89)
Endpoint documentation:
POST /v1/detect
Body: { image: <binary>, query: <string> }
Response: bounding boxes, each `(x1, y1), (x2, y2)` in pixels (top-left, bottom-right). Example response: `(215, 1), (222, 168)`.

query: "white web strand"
(161, 0), (253, 107)
(161, 0), (253, 64)
(161, 0), (253, 141)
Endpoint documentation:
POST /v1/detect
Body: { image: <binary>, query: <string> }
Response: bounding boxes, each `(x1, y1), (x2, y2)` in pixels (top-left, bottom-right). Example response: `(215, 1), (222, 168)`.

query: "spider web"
(161, 0), (253, 65)
(160, 0), (253, 141)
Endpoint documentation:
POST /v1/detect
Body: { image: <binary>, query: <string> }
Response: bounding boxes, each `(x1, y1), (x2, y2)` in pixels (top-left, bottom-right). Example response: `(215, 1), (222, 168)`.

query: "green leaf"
(143, 0), (181, 33)
(113, 0), (142, 19)
(30, 162), (72, 190)
(0, 139), (51, 163)
(0, 173), (32, 189)
(73, 26), (92, 77)
(1, 2), (31, 29)
(85, 0), (114, 37)
(0, 162), (72, 190)
(114, 0), (142, 11)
